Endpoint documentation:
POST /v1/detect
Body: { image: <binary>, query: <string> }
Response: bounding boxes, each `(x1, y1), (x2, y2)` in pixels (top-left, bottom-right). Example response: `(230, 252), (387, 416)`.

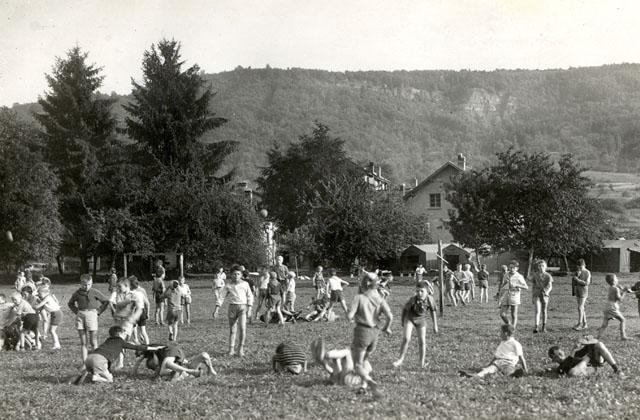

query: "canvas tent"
(588, 239), (640, 273)
(400, 243), (474, 272)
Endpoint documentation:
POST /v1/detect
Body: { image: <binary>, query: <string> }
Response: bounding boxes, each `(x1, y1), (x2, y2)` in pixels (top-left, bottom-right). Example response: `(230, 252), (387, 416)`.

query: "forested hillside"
(11, 64), (640, 183)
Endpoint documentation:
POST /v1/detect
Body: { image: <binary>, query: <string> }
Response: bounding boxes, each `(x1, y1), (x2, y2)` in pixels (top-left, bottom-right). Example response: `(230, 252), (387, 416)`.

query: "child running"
(34, 286), (63, 349)
(597, 274), (632, 341)
(214, 264), (254, 356)
(459, 324), (527, 378)
(348, 271), (393, 369)
(327, 268), (350, 317)
(393, 281), (437, 368)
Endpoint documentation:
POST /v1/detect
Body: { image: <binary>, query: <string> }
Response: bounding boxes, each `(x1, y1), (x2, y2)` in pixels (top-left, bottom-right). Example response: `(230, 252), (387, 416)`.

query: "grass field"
(1, 274), (640, 419)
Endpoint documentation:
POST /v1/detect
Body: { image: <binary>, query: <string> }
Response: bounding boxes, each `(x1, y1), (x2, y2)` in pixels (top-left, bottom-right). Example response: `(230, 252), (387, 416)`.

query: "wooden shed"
(588, 239), (640, 273)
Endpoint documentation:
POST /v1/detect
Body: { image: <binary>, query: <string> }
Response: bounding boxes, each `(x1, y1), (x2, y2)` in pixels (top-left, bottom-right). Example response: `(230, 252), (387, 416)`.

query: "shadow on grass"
(21, 374), (66, 385)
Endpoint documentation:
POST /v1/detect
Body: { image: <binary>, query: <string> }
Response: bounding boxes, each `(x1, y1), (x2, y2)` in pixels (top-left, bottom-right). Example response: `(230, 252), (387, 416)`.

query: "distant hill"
(586, 170), (640, 236)
(10, 64), (640, 184)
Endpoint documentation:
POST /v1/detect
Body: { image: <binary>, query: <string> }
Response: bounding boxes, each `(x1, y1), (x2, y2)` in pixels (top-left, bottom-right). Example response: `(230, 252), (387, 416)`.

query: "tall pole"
(123, 253), (128, 278)
(438, 240), (444, 317)
(179, 253), (184, 278)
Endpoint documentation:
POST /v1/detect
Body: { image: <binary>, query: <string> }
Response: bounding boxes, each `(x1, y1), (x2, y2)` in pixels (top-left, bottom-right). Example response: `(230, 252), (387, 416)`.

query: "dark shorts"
(454, 283), (462, 291)
(463, 283), (470, 291)
(351, 324), (379, 354)
(409, 315), (429, 328)
(575, 344), (603, 367)
(138, 308), (148, 327)
(479, 280), (489, 289)
(266, 295), (281, 309)
(154, 292), (164, 304)
(166, 309), (181, 324)
(21, 314), (39, 333)
(50, 310), (63, 326)
(330, 290), (343, 303)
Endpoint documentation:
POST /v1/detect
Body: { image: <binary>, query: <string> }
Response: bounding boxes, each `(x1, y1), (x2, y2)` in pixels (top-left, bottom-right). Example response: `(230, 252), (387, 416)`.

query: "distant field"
(1, 274), (640, 419)
(586, 170), (640, 235)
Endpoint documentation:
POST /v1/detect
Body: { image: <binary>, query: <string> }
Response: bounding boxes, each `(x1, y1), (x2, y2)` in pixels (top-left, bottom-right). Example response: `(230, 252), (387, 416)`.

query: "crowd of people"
(1, 256), (639, 393)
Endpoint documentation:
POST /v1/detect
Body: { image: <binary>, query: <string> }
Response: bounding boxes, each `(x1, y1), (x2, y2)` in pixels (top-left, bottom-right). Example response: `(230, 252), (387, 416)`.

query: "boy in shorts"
(548, 336), (622, 376)
(70, 326), (161, 384)
(151, 270), (166, 325)
(214, 265), (254, 356)
(597, 274), (632, 341)
(326, 269), (350, 317)
(477, 264), (490, 303)
(163, 280), (183, 341)
(572, 259), (591, 330)
(393, 281), (437, 368)
(459, 324), (527, 378)
(348, 271), (393, 369)
(34, 286), (63, 349)
(68, 274), (110, 361)
(497, 260), (528, 329)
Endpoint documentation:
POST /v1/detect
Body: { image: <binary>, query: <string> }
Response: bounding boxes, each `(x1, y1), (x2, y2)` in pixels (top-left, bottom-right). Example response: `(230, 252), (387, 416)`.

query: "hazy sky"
(1, 0), (639, 106)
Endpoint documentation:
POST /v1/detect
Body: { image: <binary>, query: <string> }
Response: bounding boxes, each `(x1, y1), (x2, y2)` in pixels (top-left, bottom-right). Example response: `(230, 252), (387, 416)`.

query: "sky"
(1, 0), (639, 106)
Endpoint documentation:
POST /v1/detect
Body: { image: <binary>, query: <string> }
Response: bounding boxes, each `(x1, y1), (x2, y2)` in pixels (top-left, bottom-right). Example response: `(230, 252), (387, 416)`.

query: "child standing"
(177, 276), (192, 324)
(327, 268), (350, 317)
(264, 271), (284, 325)
(285, 271), (296, 312)
(212, 267), (226, 318)
(497, 260), (528, 329)
(312, 266), (326, 300)
(348, 272), (393, 369)
(459, 324), (527, 378)
(214, 265), (254, 356)
(34, 286), (63, 349)
(572, 259), (591, 331)
(444, 266), (458, 307)
(393, 281), (437, 368)
(151, 271), (166, 325)
(10, 292), (39, 350)
(163, 280), (183, 341)
(529, 259), (553, 333)
(253, 267), (269, 321)
(463, 263), (475, 301)
(597, 274), (632, 341)
(68, 274), (110, 361)
(477, 264), (490, 303)
(129, 277), (150, 345)
(453, 264), (467, 305)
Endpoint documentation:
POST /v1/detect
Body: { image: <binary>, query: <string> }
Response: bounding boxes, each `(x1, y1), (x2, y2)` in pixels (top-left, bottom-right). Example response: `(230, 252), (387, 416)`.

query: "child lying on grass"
(133, 343), (216, 381)
(548, 336), (623, 377)
(458, 324), (528, 378)
(70, 326), (161, 384)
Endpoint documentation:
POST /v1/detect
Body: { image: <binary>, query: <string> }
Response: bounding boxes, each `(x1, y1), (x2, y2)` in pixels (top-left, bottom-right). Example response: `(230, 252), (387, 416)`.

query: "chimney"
(414, 177), (418, 187)
(401, 183), (406, 195)
(377, 166), (382, 177)
(457, 154), (466, 170)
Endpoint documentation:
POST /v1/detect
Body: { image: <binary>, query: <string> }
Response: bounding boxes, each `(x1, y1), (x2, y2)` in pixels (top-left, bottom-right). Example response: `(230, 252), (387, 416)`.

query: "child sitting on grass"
(214, 264), (254, 356)
(459, 324), (528, 378)
(310, 338), (382, 399)
(70, 326), (161, 384)
(272, 342), (307, 374)
(133, 342), (216, 381)
(303, 295), (330, 322)
(393, 281), (437, 369)
(548, 335), (622, 377)
(597, 274), (632, 341)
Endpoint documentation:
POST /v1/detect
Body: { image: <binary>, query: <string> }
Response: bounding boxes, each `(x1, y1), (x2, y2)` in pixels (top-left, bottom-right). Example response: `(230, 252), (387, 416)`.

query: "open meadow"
(1, 273), (640, 419)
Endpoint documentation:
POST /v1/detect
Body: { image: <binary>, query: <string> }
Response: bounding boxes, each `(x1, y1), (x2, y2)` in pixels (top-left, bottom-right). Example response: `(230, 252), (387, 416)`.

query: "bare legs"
(597, 313), (628, 340)
(78, 330), (97, 361)
(575, 297), (588, 330)
(500, 305), (519, 329)
(393, 322), (428, 368)
(533, 297), (548, 332)
(228, 311), (247, 356)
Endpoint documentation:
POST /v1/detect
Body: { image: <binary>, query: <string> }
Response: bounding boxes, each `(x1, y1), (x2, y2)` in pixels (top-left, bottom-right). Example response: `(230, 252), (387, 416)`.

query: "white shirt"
(35, 294), (61, 313)
(286, 278), (296, 293)
(177, 284), (191, 297)
(328, 276), (346, 291)
(494, 337), (523, 366)
(217, 281), (254, 307)
(214, 272), (226, 289)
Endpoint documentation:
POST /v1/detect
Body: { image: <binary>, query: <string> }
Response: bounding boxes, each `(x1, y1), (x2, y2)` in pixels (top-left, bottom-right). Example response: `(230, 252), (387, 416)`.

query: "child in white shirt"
(285, 271), (296, 312)
(459, 324), (527, 378)
(326, 268), (350, 317)
(214, 265), (254, 356)
(178, 276), (192, 324)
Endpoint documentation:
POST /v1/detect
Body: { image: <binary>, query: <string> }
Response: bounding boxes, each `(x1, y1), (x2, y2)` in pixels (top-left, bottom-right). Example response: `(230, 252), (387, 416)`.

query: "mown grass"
(1, 273), (640, 419)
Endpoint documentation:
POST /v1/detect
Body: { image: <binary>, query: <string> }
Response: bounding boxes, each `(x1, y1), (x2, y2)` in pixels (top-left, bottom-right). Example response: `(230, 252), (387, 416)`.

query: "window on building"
(429, 193), (441, 208)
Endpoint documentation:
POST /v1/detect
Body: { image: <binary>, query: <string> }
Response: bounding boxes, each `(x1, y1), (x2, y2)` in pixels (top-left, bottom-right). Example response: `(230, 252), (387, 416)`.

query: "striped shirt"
(272, 343), (306, 366)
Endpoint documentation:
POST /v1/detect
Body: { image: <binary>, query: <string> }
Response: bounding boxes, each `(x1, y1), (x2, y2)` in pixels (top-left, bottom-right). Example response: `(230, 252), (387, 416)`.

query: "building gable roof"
(403, 161), (464, 200)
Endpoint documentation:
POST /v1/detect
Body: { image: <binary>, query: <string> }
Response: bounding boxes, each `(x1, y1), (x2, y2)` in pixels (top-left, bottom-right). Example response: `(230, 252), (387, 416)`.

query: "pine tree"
(34, 46), (117, 272)
(124, 39), (233, 175)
